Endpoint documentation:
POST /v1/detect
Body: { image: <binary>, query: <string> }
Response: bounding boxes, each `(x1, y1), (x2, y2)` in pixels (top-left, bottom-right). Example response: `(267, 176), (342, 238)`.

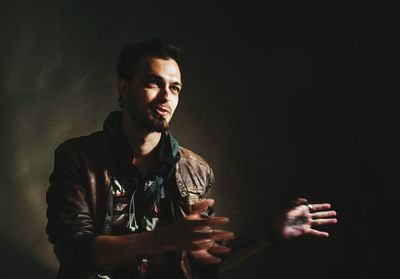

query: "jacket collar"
(103, 111), (180, 172)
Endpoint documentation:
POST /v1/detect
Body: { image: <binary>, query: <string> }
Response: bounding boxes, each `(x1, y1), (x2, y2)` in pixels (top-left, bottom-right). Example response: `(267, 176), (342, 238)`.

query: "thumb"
(293, 197), (308, 206)
(191, 199), (215, 215)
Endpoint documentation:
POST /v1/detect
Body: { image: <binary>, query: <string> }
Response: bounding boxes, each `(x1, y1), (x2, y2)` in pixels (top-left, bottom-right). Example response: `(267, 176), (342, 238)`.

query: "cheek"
(137, 89), (157, 105)
(171, 97), (179, 113)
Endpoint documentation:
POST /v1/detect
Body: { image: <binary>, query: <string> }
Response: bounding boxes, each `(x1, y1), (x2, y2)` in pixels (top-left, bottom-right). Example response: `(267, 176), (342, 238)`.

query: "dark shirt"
(99, 111), (181, 279)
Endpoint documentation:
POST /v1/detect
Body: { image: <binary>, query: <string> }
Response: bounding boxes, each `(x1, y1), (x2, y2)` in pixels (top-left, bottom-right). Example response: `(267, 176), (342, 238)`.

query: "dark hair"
(117, 38), (181, 107)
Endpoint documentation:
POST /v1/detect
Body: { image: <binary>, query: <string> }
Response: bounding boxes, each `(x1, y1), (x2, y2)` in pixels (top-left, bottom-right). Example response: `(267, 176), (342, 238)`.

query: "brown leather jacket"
(46, 113), (215, 279)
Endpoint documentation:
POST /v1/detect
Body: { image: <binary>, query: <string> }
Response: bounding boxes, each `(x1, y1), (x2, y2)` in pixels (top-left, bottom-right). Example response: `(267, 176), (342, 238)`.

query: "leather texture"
(46, 128), (214, 279)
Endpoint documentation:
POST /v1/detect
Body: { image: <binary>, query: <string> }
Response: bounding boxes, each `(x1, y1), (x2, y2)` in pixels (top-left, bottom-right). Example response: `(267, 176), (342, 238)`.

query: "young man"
(46, 39), (337, 279)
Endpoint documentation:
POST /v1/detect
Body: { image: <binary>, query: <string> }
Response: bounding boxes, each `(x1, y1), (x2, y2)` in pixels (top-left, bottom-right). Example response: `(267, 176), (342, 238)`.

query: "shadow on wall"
(0, 236), (56, 278)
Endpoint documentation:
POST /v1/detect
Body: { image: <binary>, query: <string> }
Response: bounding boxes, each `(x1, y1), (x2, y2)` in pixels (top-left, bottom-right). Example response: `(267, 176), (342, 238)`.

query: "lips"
(153, 104), (171, 116)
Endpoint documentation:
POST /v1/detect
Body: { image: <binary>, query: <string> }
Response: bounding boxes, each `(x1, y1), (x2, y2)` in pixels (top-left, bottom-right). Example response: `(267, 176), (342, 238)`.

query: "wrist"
(262, 222), (284, 245)
(134, 230), (173, 256)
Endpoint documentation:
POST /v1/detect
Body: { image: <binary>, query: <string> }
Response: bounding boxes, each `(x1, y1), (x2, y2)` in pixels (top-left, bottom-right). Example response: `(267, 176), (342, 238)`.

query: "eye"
(170, 86), (181, 94)
(147, 79), (159, 87)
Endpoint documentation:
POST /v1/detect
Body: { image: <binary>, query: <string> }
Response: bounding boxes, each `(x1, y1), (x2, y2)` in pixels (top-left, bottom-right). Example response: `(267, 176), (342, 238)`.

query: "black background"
(0, 0), (399, 278)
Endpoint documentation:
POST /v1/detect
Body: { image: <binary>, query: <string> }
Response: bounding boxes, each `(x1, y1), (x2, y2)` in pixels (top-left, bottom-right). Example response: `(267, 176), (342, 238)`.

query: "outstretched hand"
(186, 199), (234, 264)
(277, 198), (337, 239)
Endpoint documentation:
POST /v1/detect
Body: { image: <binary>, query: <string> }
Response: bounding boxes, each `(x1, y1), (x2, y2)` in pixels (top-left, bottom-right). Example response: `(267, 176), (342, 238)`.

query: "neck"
(121, 110), (162, 169)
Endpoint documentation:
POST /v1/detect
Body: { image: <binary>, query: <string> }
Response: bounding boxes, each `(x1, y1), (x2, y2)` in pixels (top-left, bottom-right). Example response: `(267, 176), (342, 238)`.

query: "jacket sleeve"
(46, 140), (97, 276)
(205, 166), (214, 197)
(218, 229), (276, 272)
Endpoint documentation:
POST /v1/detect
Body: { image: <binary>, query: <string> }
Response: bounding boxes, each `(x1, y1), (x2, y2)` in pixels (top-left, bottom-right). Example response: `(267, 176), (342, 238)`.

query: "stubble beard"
(126, 101), (170, 132)
(146, 110), (170, 132)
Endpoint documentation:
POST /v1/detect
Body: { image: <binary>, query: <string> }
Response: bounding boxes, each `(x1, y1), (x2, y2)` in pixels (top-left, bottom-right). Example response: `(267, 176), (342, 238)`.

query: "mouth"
(153, 104), (171, 116)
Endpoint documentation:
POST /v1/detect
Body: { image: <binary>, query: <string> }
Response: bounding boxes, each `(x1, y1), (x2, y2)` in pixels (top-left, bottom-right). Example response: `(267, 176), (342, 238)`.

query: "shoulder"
(176, 147), (215, 200)
(54, 130), (106, 158)
(178, 146), (214, 183)
(178, 147), (210, 167)
(51, 131), (108, 183)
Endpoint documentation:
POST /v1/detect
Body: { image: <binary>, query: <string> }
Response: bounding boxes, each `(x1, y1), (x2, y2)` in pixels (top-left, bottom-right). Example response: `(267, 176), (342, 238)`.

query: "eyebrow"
(147, 74), (183, 87)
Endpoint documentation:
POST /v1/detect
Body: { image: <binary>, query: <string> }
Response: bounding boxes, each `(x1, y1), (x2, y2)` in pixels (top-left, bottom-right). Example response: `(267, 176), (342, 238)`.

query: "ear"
(117, 79), (129, 100)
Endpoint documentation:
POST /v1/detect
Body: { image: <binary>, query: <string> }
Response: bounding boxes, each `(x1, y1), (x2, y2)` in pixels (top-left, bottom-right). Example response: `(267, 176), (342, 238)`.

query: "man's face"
(121, 56), (182, 132)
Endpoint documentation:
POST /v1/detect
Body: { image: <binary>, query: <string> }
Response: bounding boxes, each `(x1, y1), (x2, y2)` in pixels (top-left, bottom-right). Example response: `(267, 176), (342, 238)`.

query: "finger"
(175, 232), (215, 249)
(183, 229), (234, 243)
(308, 203), (331, 211)
(208, 242), (231, 255)
(191, 199), (215, 215)
(185, 217), (230, 229)
(311, 210), (337, 219)
(190, 250), (222, 265)
(176, 231), (234, 251)
(311, 218), (337, 226)
(306, 228), (329, 237)
(192, 241), (232, 255)
(210, 229), (235, 242)
(293, 197), (308, 206)
(291, 197), (308, 207)
(191, 239), (215, 250)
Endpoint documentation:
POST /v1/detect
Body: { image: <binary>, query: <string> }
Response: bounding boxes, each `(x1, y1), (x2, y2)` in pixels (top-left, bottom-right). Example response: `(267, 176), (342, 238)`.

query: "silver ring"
(307, 204), (313, 211)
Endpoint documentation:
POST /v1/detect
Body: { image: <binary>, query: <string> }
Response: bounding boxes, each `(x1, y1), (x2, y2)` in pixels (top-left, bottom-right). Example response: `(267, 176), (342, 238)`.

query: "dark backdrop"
(0, 1), (398, 278)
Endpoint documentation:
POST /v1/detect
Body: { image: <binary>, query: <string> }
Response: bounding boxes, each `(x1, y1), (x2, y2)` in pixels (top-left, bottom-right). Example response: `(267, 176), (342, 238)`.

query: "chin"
(152, 124), (169, 132)
(147, 117), (170, 132)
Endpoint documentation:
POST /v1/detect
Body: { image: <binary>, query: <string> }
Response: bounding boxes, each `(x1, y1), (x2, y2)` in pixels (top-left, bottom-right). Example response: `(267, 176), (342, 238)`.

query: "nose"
(157, 86), (173, 102)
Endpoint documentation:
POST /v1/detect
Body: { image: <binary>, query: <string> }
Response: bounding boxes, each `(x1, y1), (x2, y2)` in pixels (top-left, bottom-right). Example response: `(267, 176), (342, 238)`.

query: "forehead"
(135, 56), (181, 81)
